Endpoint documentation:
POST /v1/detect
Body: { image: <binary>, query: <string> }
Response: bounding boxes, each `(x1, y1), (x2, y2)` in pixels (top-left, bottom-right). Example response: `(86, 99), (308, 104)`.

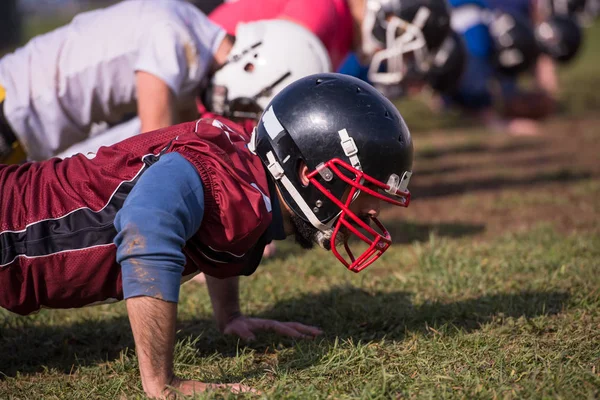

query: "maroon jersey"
(0, 118), (273, 315)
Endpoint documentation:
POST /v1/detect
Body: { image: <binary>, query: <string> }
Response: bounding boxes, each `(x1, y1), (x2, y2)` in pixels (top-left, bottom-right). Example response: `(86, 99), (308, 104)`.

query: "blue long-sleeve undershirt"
(337, 53), (371, 83)
(113, 152), (204, 303)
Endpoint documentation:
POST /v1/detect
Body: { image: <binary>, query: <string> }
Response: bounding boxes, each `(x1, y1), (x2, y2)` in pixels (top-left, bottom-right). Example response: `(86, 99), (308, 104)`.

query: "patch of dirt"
(381, 116), (600, 242)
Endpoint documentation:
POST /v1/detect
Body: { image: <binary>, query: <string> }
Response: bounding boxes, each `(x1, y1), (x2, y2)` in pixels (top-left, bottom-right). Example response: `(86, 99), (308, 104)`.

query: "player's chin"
(315, 228), (347, 251)
(320, 215), (373, 250)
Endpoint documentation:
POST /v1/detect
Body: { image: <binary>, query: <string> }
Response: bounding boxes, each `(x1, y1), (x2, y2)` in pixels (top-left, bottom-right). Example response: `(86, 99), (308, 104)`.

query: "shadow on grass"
(253, 287), (569, 343)
(264, 219), (485, 263)
(384, 220), (485, 243)
(416, 139), (545, 160)
(411, 169), (592, 199)
(0, 288), (568, 378)
(416, 153), (574, 177)
(0, 315), (136, 377)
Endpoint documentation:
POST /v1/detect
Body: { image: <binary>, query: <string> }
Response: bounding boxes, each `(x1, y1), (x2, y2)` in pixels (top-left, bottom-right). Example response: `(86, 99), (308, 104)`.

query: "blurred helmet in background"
(362, 0), (452, 86)
(425, 29), (467, 94)
(204, 20), (332, 121)
(536, 15), (583, 63)
(252, 73), (413, 272)
(487, 10), (540, 76)
(581, 0), (600, 23)
(542, 0), (587, 17)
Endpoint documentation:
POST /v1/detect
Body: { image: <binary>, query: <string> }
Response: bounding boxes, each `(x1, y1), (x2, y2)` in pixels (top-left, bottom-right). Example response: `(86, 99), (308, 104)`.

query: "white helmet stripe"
(263, 106), (285, 140)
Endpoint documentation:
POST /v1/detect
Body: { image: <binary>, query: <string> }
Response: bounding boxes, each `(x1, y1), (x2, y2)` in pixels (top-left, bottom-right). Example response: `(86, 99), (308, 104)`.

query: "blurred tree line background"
(0, 0), (21, 51)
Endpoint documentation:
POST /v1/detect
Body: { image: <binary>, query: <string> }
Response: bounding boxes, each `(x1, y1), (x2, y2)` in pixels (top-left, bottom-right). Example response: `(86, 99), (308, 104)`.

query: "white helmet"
(205, 20), (332, 120)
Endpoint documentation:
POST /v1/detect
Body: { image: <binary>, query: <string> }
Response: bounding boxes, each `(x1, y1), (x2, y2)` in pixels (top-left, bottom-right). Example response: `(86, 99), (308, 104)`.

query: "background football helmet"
(362, 0), (452, 86)
(536, 15), (583, 63)
(204, 20), (332, 120)
(542, 0), (599, 27)
(487, 10), (540, 76)
(252, 73), (414, 272)
(426, 29), (467, 93)
(581, 0), (600, 24)
(542, 0), (587, 17)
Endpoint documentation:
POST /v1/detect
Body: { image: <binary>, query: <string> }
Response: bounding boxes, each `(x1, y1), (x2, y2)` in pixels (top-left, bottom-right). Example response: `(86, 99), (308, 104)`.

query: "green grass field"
(1, 17), (600, 400)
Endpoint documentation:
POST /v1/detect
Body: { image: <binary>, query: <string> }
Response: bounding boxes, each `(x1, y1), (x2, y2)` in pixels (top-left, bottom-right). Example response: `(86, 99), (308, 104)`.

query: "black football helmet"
(426, 30), (467, 94)
(362, 0), (452, 86)
(535, 15), (583, 63)
(487, 11), (540, 76)
(251, 73), (414, 272)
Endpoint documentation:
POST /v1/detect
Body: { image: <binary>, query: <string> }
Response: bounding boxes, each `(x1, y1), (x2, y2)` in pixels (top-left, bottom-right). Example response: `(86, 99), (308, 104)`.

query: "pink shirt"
(209, 0), (354, 70)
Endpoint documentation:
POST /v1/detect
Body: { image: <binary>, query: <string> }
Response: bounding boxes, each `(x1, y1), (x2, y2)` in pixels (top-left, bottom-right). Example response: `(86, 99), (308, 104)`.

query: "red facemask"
(306, 158), (411, 272)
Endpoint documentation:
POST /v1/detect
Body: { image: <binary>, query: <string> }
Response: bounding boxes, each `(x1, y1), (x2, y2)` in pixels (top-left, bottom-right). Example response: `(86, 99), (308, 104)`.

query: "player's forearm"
(136, 71), (176, 133)
(126, 296), (177, 398)
(140, 107), (175, 134)
(535, 55), (559, 96)
(205, 275), (241, 332)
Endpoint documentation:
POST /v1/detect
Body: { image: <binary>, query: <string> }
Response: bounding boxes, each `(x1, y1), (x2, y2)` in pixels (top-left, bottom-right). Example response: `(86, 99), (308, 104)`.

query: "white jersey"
(0, 0), (225, 160)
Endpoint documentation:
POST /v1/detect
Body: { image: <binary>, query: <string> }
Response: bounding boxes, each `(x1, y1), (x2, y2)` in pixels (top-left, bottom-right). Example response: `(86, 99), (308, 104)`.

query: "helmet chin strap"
(265, 151), (333, 232)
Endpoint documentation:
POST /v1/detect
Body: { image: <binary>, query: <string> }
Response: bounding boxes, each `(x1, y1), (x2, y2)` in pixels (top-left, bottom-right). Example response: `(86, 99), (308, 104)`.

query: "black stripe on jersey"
(192, 231), (269, 277)
(197, 244), (247, 264)
(0, 153), (161, 267)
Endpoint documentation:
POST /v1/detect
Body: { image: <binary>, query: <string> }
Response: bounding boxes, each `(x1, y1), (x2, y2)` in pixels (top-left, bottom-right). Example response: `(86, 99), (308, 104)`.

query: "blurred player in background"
(210, 0), (469, 121)
(535, 0), (585, 64)
(0, 0), (330, 165)
(209, 0), (461, 94)
(0, 0), (225, 163)
(488, 0), (560, 125)
(443, 0), (584, 135)
(446, 0), (539, 135)
(336, 0), (468, 100)
(209, 0), (356, 71)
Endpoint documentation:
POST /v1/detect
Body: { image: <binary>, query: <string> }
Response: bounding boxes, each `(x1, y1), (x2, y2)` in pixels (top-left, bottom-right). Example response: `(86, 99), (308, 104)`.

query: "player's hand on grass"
(223, 314), (323, 341)
(163, 376), (259, 398)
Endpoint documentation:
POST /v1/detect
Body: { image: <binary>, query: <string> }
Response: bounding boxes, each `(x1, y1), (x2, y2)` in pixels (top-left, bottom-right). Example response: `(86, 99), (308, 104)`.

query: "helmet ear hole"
(244, 63), (255, 72)
(298, 161), (310, 187)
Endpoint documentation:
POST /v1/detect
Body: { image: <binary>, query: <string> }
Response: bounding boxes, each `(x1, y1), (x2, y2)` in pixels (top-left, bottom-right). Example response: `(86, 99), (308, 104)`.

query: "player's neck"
(347, 0), (366, 25)
(274, 186), (296, 237)
(347, 0), (367, 51)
